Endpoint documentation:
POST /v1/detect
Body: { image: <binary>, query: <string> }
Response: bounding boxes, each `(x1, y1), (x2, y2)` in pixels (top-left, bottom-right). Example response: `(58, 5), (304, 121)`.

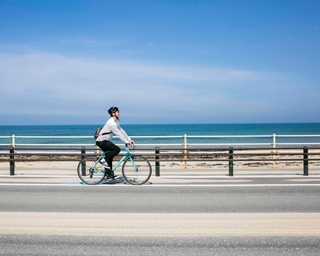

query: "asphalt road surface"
(1, 182), (320, 255)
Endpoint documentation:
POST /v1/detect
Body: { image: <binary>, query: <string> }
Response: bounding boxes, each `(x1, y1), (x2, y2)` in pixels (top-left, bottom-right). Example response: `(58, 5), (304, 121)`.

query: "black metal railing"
(1, 146), (319, 176)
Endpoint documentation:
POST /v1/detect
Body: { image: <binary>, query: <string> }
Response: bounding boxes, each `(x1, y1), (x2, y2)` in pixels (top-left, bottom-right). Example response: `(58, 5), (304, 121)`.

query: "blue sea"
(1, 123), (320, 146)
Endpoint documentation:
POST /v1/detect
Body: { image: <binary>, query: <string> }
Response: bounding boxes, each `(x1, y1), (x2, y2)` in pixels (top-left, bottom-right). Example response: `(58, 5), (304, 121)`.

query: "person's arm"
(119, 127), (134, 146)
(108, 122), (132, 144)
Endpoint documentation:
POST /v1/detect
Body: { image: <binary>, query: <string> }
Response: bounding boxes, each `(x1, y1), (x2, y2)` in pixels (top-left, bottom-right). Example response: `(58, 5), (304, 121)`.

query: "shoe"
(105, 169), (115, 180)
(99, 159), (111, 169)
(105, 174), (115, 180)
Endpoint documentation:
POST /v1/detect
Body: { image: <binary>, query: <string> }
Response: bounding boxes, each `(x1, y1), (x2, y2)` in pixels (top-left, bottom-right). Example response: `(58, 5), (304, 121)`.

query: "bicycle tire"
(77, 156), (106, 185)
(122, 156), (152, 185)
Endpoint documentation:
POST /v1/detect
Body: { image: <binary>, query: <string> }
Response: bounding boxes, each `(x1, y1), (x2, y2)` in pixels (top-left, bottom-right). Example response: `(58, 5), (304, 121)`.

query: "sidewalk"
(0, 161), (319, 185)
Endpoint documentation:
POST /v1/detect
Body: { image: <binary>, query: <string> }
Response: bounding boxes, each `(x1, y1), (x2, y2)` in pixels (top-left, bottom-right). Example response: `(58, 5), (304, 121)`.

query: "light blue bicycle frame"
(94, 147), (137, 173)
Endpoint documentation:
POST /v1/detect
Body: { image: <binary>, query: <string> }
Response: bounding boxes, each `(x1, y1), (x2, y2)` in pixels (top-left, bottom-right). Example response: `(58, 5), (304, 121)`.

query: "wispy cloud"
(0, 49), (284, 89)
(0, 47), (306, 124)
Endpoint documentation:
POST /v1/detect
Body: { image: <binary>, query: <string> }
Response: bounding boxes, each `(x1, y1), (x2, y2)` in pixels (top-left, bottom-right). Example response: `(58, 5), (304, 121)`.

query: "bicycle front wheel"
(122, 156), (152, 185)
(77, 156), (106, 185)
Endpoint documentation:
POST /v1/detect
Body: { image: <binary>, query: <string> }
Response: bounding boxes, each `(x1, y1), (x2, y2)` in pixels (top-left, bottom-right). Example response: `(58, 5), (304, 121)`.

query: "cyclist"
(96, 106), (134, 178)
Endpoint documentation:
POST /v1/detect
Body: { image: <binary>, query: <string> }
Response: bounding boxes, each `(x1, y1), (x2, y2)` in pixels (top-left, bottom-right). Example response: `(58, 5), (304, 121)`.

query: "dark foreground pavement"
(1, 185), (320, 255)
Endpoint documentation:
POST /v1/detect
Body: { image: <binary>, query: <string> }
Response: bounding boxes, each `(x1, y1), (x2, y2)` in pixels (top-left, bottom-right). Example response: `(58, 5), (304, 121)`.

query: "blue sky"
(0, 0), (319, 125)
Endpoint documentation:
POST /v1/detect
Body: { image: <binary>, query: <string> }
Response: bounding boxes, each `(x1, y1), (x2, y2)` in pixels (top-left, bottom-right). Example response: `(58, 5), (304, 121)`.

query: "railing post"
(228, 147), (234, 176)
(303, 146), (309, 176)
(11, 134), (16, 147)
(183, 134), (188, 169)
(155, 147), (160, 176)
(81, 147), (86, 176)
(10, 146), (15, 176)
(10, 134), (16, 175)
(272, 133), (277, 168)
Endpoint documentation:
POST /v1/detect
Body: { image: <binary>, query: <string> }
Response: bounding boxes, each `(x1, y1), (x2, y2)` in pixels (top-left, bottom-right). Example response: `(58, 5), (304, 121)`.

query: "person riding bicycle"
(96, 106), (134, 177)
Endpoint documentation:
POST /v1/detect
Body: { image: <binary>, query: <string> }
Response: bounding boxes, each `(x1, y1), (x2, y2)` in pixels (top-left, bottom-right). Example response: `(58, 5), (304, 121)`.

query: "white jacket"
(96, 118), (131, 143)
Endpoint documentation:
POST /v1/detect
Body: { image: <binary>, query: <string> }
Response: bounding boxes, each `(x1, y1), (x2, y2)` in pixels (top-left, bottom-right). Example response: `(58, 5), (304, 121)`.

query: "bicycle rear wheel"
(122, 156), (152, 185)
(77, 156), (106, 185)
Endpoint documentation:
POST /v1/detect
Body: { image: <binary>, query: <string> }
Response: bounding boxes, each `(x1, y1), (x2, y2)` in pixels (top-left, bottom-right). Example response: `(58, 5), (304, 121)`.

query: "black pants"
(96, 140), (120, 169)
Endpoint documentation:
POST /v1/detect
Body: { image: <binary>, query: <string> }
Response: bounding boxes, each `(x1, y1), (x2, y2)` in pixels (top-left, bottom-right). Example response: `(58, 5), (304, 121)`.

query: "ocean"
(1, 123), (320, 146)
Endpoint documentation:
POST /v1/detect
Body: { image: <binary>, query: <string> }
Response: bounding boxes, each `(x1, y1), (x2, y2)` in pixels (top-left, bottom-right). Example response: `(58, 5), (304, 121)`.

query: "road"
(1, 178), (320, 255)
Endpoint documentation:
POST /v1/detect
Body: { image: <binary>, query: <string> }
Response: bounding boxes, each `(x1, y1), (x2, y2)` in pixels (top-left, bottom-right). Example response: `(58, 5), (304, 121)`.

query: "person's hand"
(126, 140), (134, 147)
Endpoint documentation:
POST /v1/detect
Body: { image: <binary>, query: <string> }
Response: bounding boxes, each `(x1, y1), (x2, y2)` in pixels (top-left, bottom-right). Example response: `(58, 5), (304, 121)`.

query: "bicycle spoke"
(122, 156), (152, 185)
(77, 157), (106, 185)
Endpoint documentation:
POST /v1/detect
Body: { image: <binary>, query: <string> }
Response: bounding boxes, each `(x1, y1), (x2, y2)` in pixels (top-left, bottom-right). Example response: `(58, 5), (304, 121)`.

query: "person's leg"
(96, 140), (120, 169)
(104, 142), (120, 169)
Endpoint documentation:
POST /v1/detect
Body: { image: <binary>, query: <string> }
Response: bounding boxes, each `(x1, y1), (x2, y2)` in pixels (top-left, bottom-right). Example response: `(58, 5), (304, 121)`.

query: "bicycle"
(77, 147), (152, 185)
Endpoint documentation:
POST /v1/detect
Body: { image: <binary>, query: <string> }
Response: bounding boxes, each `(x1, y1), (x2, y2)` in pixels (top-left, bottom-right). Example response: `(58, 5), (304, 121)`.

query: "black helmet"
(108, 106), (119, 116)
